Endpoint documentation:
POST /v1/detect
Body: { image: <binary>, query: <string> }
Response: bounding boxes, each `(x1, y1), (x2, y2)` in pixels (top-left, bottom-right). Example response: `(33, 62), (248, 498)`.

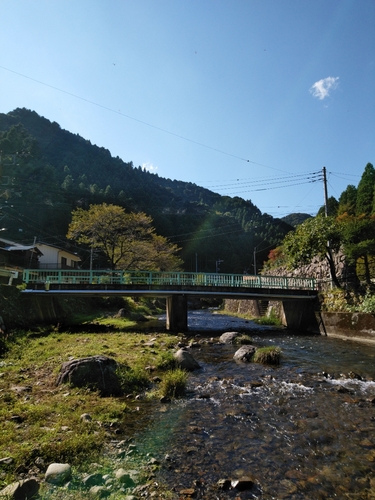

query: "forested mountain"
(0, 108), (293, 273)
(281, 213), (312, 227)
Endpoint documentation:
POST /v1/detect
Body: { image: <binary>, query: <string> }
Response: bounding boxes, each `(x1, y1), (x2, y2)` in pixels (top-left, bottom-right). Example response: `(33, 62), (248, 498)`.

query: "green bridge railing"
(22, 269), (317, 291)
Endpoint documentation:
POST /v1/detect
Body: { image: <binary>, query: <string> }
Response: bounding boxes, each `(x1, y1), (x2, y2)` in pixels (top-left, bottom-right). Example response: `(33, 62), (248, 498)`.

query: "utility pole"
(253, 246), (257, 275)
(323, 166), (335, 288)
(323, 166), (329, 217)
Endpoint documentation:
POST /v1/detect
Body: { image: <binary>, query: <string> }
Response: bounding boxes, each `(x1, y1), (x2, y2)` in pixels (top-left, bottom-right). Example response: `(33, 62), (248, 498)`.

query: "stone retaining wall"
(262, 249), (358, 291)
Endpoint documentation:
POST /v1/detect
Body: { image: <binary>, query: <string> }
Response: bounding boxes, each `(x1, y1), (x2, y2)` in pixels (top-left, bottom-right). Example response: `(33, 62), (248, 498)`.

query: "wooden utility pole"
(323, 166), (329, 217)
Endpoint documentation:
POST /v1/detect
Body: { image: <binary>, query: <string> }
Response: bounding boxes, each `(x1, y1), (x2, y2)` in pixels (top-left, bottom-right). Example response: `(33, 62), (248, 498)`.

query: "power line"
(203, 171), (322, 190)
(221, 178), (322, 196)
(0, 64), (268, 167)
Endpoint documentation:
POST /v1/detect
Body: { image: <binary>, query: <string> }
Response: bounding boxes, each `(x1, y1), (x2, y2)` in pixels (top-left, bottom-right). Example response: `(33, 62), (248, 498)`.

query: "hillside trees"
(356, 163), (375, 216)
(283, 215), (342, 287)
(338, 213), (375, 285)
(338, 185), (357, 215)
(67, 203), (183, 271)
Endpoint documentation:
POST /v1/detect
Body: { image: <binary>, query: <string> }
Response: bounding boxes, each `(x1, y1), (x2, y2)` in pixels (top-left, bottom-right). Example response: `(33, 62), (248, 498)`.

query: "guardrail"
(22, 269), (316, 291)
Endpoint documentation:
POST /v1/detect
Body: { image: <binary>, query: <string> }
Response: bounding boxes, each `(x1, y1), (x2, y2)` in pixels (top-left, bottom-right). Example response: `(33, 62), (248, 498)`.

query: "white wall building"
(36, 243), (81, 269)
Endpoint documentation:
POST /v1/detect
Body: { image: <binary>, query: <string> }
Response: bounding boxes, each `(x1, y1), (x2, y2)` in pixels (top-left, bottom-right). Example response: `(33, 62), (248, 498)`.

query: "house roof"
(5, 245), (42, 254)
(0, 238), (43, 255)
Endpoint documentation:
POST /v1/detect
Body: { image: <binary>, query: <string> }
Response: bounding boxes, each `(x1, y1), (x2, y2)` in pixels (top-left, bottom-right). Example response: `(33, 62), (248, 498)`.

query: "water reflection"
(134, 310), (375, 499)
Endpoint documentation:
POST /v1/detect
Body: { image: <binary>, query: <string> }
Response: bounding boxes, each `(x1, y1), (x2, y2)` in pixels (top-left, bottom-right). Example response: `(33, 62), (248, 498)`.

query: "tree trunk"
(364, 254), (371, 285)
(325, 250), (341, 288)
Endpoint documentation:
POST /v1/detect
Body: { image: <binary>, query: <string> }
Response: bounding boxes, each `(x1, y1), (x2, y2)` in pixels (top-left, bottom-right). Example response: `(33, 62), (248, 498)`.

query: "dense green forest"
(0, 108), (292, 273)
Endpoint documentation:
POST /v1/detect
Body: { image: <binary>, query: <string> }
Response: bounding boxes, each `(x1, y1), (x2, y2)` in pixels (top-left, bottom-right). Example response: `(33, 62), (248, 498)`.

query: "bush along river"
(129, 310), (375, 499)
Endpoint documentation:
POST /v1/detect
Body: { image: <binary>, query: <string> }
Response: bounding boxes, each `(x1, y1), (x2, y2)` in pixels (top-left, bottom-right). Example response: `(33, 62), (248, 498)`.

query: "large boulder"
(0, 478), (39, 499)
(219, 332), (240, 344)
(174, 349), (200, 371)
(56, 355), (122, 396)
(45, 463), (72, 485)
(233, 345), (257, 362)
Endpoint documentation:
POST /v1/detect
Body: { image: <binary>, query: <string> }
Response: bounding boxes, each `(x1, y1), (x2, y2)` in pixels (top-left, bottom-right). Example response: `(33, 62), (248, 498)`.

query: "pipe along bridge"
(22, 269), (319, 332)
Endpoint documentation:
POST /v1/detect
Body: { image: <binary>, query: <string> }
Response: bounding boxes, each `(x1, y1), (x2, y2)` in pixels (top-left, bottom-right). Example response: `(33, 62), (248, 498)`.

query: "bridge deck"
(22, 269), (318, 300)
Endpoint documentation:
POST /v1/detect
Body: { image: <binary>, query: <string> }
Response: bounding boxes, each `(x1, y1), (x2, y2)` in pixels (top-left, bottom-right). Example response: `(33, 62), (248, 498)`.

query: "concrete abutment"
(166, 295), (188, 332)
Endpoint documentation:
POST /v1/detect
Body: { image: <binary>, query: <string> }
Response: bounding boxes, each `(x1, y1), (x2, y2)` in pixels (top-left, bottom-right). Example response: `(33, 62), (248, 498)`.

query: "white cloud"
(310, 76), (339, 100)
(142, 162), (158, 173)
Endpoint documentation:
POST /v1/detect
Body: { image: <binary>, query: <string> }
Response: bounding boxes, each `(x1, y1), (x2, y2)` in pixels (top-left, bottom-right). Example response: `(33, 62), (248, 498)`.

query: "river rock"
(217, 478), (231, 490)
(56, 355), (122, 396)
(83, 473), (104, 487)
(45, 463), (72, 485)
(231, 476), (255, 490)
(174, 348), (200, 371)
(219, 331), (240, 344)
(233, 345), (257, 362)
(80, 413), (93, 422)
(0, 477), (39, 499)
(89, 485), (110, 498)
(114, 468), (135, 487)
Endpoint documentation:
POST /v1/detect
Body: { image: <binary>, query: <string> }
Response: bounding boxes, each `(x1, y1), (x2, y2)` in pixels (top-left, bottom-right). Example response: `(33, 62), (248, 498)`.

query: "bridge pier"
(166, 295), (188, 332)
(281, 299), (319, 332)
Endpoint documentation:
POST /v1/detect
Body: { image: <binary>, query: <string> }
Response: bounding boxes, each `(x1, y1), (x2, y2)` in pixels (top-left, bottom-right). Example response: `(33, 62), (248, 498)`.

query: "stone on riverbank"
(83, 473), (104, 487)
(233, 345), (257, 362)
(231, 476), (256, 490)
(45, 463), (72, 485)
(89, 485), (110, 498)
(0, 478), (39, 499)
(114, 468), (136, 487)
(174, 348), (200, 371)
(219, 331), (240, 344)
(56, 355), (122, 396)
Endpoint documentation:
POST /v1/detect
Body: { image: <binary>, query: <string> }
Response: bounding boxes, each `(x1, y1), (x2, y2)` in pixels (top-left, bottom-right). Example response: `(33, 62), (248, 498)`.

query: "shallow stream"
(130, 311), (375, 499)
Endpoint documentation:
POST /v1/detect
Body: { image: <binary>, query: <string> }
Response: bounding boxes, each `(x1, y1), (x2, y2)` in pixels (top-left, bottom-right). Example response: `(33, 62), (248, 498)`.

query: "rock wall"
(222, 299), (261, 317)
(262, 249), (357, 291)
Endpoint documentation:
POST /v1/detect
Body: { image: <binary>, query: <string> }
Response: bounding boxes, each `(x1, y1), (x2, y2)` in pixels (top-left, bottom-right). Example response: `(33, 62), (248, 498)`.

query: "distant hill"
(281, 213), (312, 227)
(0, 108), (293, 273)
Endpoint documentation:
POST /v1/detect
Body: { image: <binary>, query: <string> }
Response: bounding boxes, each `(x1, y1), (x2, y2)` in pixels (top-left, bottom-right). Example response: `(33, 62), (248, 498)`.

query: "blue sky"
(0, 0), (374, 218)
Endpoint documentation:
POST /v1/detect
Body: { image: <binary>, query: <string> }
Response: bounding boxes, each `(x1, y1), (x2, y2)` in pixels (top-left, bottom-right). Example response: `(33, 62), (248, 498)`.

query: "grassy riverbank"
(0, 301), (187, 498)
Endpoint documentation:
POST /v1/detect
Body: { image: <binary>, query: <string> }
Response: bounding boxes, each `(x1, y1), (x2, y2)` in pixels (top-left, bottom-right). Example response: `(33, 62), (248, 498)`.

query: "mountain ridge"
(0, 108), (293, 273)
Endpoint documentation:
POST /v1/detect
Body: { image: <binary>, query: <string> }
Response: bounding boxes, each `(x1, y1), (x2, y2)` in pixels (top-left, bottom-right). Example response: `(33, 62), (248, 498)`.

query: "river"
(131, 310), (375, 499)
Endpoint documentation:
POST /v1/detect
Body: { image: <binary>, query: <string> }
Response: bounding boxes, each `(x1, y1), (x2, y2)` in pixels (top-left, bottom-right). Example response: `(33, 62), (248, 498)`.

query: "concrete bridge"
(22, 269), (319, 332)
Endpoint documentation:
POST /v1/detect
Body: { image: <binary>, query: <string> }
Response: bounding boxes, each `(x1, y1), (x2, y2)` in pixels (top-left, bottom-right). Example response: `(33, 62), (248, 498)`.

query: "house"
(0, 237), (42, 270)
(35, 242), (81, 270)
(0, 238), (81, 284)
(0, 237), (43, 284)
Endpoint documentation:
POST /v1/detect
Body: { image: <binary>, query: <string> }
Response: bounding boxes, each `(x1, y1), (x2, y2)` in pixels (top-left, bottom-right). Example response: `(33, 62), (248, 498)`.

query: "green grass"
(116, 363), (150, 394)
(253, 346), (282, 365)
(0, 326), (181, 487)
(233, 334), (253, 344)
(158, 369), (188, 399)
(154, 350), (178, 370)
(253, 314), (282, 326)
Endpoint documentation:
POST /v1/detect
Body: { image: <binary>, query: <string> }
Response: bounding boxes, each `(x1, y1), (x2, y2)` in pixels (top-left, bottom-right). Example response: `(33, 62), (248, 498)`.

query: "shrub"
(253, 346), (281, 365)
(357, 292), (375, 313)
(253, 313), (282, 326)
(320, 288), (353, 312)
(159, 369), (188, 399)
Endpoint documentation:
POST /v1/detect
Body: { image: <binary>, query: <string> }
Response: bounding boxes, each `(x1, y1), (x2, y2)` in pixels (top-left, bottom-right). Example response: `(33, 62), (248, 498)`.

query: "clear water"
(130, 311), (375, 499)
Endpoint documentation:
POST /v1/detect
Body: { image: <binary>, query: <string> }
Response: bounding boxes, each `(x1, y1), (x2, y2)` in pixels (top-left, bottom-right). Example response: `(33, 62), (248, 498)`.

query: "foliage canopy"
(67, 203), (183, 271)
